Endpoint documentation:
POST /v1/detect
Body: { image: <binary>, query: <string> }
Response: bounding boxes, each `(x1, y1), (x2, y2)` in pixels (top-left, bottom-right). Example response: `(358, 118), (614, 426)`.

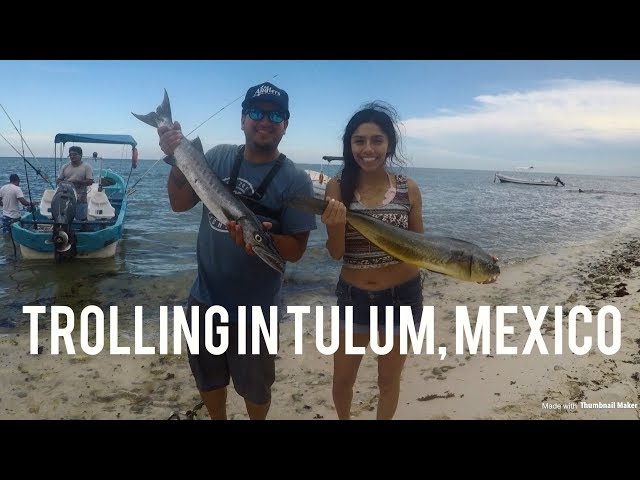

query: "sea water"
(2, 156), (640, 330)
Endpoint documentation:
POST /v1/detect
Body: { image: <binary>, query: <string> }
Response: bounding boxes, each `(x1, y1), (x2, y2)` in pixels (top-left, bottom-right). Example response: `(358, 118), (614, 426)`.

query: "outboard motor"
(554, 176), (566, 187)
(48, 182), (78, 262)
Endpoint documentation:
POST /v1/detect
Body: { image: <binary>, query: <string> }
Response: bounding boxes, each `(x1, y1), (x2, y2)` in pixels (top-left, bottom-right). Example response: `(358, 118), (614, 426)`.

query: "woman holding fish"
(320, 101), (497, 420)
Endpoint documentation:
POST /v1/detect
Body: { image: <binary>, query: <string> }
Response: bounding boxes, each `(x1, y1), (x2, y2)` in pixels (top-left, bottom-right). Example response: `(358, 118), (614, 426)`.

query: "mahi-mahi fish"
(132, 90), (286, 274)
(285, 195), (500, 283)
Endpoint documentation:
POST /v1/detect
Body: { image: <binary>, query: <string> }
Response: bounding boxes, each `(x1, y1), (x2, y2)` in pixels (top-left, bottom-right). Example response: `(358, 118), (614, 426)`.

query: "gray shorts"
(185, 296), (276, 405)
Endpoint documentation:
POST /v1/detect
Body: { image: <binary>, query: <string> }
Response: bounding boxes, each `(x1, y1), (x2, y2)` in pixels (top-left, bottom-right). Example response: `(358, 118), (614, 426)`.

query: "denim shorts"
(335, 275), (424, 335)
(2, 215), (15, 234)
(75, 202), (88, 221)
(185, 296), (276, 405)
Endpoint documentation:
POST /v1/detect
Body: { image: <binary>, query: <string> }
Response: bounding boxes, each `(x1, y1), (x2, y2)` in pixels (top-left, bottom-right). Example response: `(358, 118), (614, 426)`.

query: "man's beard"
(251, 137), (280, 152)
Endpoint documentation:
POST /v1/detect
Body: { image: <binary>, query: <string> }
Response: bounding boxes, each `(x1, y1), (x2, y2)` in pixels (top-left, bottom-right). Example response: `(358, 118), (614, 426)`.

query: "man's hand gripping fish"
(132, 90), (285, 274)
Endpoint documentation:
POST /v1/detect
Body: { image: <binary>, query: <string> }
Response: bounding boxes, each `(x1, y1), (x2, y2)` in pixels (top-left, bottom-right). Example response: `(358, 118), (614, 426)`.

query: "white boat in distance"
(494, 173), (565, 187)
(305, 155), (343, 199)
(305, 169), (330, 199)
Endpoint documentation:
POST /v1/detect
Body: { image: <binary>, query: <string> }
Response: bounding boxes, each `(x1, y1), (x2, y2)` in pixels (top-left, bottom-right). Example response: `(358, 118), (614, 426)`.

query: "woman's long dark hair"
(340, 101), (406, 206)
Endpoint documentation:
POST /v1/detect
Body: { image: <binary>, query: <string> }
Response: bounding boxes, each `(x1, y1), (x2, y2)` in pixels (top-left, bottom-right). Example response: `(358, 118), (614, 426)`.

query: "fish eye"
(254, 233), (262, 243)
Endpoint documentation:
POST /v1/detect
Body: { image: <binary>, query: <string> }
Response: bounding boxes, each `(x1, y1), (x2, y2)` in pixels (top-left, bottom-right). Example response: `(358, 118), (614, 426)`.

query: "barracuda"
(132, 90), (285, 274)
(285, 195), (500, 283)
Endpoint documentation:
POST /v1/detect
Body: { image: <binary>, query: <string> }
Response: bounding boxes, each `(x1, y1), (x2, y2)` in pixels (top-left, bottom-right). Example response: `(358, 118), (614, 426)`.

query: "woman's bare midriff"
(339, 262), (420, 291)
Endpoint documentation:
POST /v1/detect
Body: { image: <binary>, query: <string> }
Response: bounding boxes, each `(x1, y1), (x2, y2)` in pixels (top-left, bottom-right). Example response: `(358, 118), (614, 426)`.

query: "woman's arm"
(322, 178), (347, 260)
(406, 177), (424, 234)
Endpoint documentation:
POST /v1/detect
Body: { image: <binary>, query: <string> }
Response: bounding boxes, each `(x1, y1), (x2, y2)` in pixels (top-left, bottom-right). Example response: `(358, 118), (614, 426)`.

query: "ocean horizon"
(2, 155), (640, 330)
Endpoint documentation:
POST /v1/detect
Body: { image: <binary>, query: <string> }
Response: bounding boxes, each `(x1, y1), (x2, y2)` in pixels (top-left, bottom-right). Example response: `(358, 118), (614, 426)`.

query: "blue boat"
(11, 133), (138, 262)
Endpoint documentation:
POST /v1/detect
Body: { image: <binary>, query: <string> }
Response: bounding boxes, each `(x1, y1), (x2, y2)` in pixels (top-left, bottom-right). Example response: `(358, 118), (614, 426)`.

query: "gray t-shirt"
(57, 162), (93, 202)
(190, 144), (317, 322)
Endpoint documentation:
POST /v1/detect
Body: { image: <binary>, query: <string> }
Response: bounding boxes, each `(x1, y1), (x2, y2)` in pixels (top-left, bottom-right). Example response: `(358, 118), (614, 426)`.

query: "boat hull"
(18, 241), (119, 259)
(495, 173), (561, 186)
(305, 169), (330, 200)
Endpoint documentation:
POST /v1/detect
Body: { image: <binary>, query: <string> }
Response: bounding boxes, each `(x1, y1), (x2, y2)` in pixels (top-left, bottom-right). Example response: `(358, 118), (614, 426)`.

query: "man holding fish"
(140, 82), (316, 420)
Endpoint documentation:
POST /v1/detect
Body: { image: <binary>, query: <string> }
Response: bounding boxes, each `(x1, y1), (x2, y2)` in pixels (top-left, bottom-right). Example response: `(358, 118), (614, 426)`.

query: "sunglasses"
(69, 153), (81, 157)
(245, 108), (286, 123)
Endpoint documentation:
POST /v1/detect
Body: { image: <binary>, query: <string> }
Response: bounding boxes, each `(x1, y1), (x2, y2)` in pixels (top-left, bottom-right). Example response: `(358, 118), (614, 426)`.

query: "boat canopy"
(54, 133), (137, 147)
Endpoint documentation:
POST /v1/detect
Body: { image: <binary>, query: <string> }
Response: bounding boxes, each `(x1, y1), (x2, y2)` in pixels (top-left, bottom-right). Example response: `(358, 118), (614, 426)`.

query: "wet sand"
(1, 233), (639, 420)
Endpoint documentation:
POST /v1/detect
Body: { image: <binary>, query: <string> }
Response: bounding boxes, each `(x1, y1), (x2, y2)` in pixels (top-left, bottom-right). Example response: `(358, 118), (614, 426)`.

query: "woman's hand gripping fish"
(285, 195), (500, 283)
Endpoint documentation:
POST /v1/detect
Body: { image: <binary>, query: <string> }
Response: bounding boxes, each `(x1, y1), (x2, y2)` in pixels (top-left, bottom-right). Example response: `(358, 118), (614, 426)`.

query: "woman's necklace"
(355, 172), (393, 207)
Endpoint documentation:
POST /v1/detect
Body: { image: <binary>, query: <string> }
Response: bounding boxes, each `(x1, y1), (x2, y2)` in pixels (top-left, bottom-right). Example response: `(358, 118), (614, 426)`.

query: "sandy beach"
(2, 231), (639, 421)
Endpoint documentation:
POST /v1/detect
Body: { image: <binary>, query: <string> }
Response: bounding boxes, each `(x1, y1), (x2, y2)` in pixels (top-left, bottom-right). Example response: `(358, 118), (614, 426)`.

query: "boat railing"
(18, 218), (118, 227)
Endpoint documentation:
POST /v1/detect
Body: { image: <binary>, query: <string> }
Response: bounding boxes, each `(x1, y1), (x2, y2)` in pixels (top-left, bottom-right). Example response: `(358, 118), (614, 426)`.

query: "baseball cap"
(241, 82), (290, 119)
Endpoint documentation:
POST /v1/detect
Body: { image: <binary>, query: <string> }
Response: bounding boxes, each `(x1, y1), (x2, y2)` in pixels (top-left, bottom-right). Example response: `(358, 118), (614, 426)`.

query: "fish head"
(470, 255), (501, 283)
(56, 181), (76, 197)
(51, 182), (77, 225)
(238, 218), (286, 274)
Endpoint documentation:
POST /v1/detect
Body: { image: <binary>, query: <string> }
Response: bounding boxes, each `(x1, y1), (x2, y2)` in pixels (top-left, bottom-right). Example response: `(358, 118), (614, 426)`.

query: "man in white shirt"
(57, 146), (94, 221)
(0, 174), (34, 234)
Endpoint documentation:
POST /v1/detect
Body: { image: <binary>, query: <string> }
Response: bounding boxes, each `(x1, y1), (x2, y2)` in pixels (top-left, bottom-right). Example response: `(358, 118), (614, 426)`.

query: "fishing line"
(19, 121), (38, 227)
(0, 131), (24, 156)
(0, 131), (54, 189)
(0, 102), (50, 184)
(6, 217), (19, 258)
(185, 74), (279, 137)
(22, 151), (37, 229)
(128, 74), (280, 197)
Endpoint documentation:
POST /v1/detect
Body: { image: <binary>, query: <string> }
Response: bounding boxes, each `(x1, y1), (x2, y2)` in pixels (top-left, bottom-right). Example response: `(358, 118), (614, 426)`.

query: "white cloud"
(404, 79), (640, 143)
(401, 79), (640, 175)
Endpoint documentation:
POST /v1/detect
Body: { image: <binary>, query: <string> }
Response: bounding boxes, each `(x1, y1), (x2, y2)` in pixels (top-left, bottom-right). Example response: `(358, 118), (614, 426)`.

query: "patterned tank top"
(342, 173), (411, 269)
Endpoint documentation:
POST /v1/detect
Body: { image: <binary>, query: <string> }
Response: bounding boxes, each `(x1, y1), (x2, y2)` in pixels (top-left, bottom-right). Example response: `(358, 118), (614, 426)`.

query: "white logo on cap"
(253, 85), (281, 98)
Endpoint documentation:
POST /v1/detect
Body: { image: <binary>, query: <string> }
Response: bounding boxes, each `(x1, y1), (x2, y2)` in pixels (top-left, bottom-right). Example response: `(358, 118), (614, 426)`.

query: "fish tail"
(283, 194), (328, 215)
(131, 89), (172, 127)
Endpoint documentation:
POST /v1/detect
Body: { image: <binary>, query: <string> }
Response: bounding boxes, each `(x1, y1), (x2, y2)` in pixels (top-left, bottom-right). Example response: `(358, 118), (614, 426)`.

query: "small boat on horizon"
(494, 172), (565, 187)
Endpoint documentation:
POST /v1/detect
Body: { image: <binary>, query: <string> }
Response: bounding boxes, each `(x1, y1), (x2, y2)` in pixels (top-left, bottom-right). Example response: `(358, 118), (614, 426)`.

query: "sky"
(0, 60), (639, 176)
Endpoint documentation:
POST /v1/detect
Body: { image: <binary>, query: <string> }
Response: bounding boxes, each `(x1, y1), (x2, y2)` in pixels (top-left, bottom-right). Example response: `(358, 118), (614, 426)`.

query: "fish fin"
(131, 89), (173, 127)
(131, 110), (159, 127)
(191, 137), (204, 154)
(162, 155), (176, 167)
(283, 194), (328, 215)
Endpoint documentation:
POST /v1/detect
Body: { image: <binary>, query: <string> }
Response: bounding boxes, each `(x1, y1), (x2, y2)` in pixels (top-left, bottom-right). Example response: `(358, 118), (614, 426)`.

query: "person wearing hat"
(157, 81), (316, 420)
(0, 174), (35, 234)
(56, 146), (94, 222)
